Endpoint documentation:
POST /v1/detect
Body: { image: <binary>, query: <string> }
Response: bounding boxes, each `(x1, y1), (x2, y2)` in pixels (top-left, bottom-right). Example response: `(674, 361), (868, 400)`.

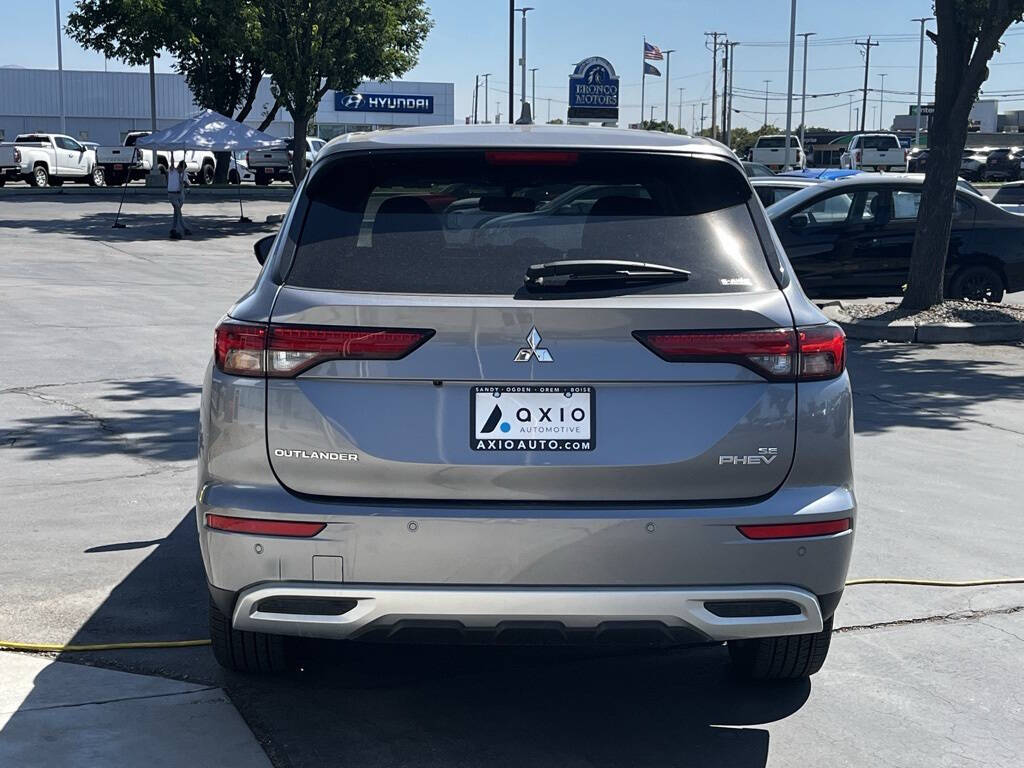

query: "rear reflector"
(633, 324), (845, 381)
(213, 321), (434, 377)
(485, 150), (579, 165)
(206, 514), (325, 537)
(737, 518), (851, 540)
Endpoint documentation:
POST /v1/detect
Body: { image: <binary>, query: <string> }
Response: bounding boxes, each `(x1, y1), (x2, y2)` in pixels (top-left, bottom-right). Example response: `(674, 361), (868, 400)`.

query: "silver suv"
(198, 125), (855, 680)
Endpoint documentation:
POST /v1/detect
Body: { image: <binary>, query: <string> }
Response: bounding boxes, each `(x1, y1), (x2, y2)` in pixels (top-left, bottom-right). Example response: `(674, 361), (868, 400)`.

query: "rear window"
(15, 135), (49, 144)
(287, 150), (776, 296)
(861, 135), (900, 150)
(756, 137), (798, 149)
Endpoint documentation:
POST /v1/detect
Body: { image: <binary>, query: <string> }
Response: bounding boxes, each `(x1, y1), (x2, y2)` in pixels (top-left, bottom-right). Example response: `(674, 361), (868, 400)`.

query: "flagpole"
(640, 37), (646, 128)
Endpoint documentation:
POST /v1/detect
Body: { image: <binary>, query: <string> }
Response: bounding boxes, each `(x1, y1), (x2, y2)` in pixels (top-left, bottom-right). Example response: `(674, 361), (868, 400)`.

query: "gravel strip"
(841, 300), (1024, 325)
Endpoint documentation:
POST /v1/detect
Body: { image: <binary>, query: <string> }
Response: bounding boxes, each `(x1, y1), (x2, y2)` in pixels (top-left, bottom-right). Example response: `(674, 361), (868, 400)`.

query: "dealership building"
(0, 67), (454, 145)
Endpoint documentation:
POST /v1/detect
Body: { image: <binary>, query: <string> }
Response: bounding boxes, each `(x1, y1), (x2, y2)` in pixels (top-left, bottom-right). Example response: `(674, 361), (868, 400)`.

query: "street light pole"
(678, 87), (684, 133)
(763, 80), (771, 128)
(473, 75), (479, 124)
(783, 0), (797, 170)
(663, 50), (675, 132)
(515, 7), (534, 122)
(912, 17), (933, 146)
(529, 67), (538, 116)
(798, 32), (815, 150)
(55, 0), (65, 136)
(481, 73), (491, 123)
(507, 1), (514, 124)
(878, 73), (887, 130)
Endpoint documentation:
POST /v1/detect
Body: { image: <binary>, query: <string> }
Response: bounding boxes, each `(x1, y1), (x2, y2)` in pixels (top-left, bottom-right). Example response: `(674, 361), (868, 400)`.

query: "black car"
(766, 175), (1024, 302)
(983, 147), (1024, 181)
(906, 147), (928, 173)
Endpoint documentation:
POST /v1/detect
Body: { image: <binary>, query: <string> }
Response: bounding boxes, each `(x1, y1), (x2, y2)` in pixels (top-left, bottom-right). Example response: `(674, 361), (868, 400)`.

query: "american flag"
(644, 41), (663, 60)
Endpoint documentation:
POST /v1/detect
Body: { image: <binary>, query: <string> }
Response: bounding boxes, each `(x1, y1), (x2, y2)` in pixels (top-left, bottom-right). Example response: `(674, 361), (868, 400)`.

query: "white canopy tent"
(113, 109), (287, 225)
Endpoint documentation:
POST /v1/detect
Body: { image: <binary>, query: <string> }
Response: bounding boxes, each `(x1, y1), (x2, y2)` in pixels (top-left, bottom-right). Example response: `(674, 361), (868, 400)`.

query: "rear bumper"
(231, 582), (825, 643)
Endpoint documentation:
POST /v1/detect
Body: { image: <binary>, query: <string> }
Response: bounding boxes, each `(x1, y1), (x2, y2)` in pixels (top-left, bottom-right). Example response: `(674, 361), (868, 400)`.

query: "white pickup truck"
(840, 133), (907, 172)
(750, 135), (806, 171)
(246, 136), (325, 185)
(95, 131), (217, 186)
(0, 133), (105, 187)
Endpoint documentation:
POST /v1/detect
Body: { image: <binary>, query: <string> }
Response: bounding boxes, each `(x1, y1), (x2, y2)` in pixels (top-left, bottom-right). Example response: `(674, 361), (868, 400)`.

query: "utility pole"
(726, 42), (738, 143)
(650, 105), (656, 124)
(55, 0), (65, 136)
(546, 97), (551, 123)
(678, 87), (684, 133)
(798, 32), (815, 150)
(855, 37), (878, 133)
(705, 32), (725, 139)
(763, 80), (771, 128)
(473, 75), (479, 124)
(530, 67), (538, 115)
(663, 50), (674, 132)
(515, 7), (534, 122)
(507, 1), (514, 124)
(848, 94), (853, 131)
(700, 102), (706, 134)
(878, 73), (887, 130)
(854, 106), (859, 130)
(783, 0), (797, 170)
(692, 103), (696, 136)
(912, 17), (933, 146)
(721, 43), (729, 143)
(481, 73), (491, 123)
(496, 101), (502, 124)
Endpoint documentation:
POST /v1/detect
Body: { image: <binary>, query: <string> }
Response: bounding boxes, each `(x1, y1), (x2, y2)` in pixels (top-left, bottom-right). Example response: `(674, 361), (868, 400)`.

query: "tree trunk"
(291, 115), (309, 185)
(257, 99), (282, 132)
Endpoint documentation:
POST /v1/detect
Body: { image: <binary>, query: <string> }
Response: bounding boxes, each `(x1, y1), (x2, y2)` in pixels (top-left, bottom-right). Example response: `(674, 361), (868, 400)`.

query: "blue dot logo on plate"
(500, 422), (511, 433)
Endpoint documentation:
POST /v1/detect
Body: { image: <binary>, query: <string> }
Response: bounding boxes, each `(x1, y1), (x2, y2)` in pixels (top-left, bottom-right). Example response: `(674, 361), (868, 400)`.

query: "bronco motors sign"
(334, 92), (434, 114)
(568, 57), (619, 123)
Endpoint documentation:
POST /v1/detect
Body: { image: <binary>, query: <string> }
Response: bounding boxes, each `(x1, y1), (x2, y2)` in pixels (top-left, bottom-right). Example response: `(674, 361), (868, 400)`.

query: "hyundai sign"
(568, 57), (619, 123)
(334, 92), (434, 114)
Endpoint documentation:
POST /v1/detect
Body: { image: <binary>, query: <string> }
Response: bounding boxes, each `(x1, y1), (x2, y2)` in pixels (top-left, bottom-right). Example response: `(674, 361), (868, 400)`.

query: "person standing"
(167, 159), (192, 239)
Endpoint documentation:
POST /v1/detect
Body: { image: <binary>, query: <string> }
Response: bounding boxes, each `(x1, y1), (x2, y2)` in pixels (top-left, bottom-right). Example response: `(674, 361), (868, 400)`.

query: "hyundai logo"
(342, 94), (364, 109)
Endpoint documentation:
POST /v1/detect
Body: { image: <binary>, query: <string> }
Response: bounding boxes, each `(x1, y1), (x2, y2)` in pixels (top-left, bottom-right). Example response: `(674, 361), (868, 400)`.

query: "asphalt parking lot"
(1, 191), (1023, 767)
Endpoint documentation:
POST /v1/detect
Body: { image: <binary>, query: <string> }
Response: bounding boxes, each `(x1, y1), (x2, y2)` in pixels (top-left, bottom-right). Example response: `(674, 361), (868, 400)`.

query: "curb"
(0, 185), (294, 200)
(822, 305), (1024, 344)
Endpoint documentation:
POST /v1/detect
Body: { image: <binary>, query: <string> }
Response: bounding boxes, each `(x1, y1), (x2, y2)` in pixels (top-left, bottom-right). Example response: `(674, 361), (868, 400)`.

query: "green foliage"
(257, 0), (432, 180)
(547, 118), (564, 125)
(638, 120), (686, 134)
(729, 124), (780, 156)
(66, 0), (170, 65)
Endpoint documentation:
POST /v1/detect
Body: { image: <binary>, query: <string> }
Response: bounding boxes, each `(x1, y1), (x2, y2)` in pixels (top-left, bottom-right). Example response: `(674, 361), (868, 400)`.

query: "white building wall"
(0, 68), (454, 144)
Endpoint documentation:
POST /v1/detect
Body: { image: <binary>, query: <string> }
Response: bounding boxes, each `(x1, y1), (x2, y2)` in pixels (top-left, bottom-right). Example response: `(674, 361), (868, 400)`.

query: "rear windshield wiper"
(524, 260), (691, 288)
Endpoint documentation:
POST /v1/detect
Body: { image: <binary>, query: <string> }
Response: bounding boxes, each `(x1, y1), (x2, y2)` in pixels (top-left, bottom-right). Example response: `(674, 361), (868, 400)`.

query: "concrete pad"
(0, 652), (271, 767)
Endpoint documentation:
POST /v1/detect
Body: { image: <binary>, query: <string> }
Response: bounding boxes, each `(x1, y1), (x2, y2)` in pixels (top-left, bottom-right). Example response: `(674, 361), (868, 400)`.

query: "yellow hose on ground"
(2, 578), (1023, 653)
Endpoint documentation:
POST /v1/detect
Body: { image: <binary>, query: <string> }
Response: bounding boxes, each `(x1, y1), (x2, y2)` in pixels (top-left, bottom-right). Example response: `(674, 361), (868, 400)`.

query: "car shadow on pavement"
(0, 208), (278, 243)
(847, 341), (1024, 433)
(17, 504), (810, 768)
(3, 377), (200, 462)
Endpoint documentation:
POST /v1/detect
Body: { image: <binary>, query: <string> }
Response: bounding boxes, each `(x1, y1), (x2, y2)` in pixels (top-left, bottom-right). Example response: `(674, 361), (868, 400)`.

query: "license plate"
(113, 164), (123, 170)
(471, 385), (595, 451)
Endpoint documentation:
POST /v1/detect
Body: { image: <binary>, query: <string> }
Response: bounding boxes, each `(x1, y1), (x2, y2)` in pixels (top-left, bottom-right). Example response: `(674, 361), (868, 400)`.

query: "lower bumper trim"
(232, 583), (824, 643)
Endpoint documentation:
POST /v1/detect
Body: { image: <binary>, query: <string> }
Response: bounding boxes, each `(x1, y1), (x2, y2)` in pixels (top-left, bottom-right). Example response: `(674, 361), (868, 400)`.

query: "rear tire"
(728, 616), (833, 681)
(30, 165), (49, 187)
(199, 162), (215, 185)
(950, 264), (1005, 303)
(89, 166), (105, 187)
(209, 595), (290, 674)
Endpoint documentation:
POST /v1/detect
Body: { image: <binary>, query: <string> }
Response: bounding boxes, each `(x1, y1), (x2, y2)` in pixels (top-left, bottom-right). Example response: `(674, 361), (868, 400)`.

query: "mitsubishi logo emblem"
(514, 327), (553, 363)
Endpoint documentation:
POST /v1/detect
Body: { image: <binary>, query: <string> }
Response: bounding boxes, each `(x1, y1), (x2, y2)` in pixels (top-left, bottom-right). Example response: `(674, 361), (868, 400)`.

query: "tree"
(728, 124), (780, 158)
(638, 120), (686, 134)
(901, 1), (1024, 310)
(258, 0), (432, 182)
(547, 118), (564, 125)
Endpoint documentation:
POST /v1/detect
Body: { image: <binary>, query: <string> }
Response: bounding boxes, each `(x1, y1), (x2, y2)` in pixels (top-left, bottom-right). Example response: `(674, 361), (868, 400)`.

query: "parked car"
(246, 136), (326, 185)
(0, 133), (104, 187)
(750, 176), (821, 207)
(780, 168), (862, 181)
(228, 152), (256, 185)
(982, 147), (1024, 181)
(840, 133), (907, 172)
(992, 181), (1024, 214)
(766, 174), (1024, 302)
(959, 148), (992, 181)
(906, 146), (928, 173)
(742, 160), (776, 178)
(95, 131), (217, 186)
(200, 124), (854, 680)
(750, 134), (806, 171)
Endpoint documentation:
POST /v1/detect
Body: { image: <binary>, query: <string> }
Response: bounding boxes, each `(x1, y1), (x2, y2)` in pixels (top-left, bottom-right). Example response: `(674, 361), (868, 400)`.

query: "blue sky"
(4, 0), (1024, 131)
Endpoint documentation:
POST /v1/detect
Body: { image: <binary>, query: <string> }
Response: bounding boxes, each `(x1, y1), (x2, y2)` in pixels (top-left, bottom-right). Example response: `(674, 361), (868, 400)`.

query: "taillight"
(797, 325), (846, 380)
(213, 321), (434, 377)
(14, 148), (21, 163)
(632, 324), (845, 381)
(214, 322), (266, 376)
(245, 151), (251, 166)
(266, 325), (434, 375)
(206, 513), (325, 537)
(737, 518), (851, 540)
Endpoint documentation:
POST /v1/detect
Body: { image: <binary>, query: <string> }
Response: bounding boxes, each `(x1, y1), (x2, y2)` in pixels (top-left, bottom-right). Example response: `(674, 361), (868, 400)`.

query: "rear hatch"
(861, 136), (904, 167)
(263, 148), (797, 503)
